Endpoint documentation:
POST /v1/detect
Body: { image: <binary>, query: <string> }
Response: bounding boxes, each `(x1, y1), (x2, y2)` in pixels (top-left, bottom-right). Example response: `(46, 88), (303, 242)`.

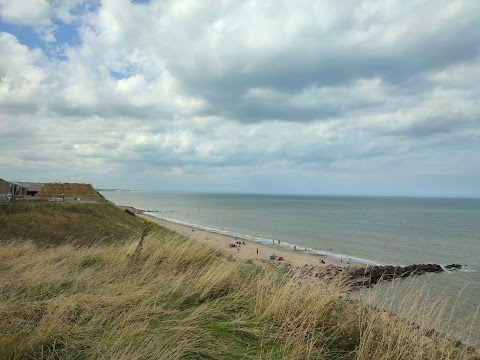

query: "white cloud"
(0, 32), (48, 113)
(0, 0), (52, 27)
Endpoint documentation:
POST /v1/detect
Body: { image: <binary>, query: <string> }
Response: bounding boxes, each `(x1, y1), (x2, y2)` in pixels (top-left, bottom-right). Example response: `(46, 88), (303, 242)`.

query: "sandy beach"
(136, 210), (361, 270)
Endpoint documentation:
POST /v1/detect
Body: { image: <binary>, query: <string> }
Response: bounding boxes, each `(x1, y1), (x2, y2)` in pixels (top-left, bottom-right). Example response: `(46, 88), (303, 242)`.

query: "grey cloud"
(0, 100), (43, 115)
(17, 152), (58, 162)
(48, 101), (169, 120)
(363, 103), (477, 138)
(158, 2), (480, 124)
(387, 116), (469, 138)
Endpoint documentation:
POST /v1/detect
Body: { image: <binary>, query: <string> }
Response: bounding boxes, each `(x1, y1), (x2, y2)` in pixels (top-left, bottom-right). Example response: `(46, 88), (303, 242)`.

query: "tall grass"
(0, 229), (477, 359)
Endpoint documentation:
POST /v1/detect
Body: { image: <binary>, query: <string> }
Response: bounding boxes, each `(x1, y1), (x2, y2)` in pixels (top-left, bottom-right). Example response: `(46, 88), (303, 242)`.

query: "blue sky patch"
(51, 19), (81, 46)
(0, 22), (43, 49)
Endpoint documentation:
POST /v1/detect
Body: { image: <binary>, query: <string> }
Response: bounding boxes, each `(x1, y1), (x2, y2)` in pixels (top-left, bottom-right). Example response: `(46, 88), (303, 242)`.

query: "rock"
(345, 263), (443, 287)
(296, 262), (447, 288)
(445, 264), (462, 270)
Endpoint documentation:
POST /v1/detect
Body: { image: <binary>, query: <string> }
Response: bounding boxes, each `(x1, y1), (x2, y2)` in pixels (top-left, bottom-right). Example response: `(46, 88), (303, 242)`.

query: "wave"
(439, 264), (478, 274)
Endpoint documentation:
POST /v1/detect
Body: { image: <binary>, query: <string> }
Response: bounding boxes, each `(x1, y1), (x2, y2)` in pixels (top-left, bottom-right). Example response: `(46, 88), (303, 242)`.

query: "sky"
(0, 0), (479, 197)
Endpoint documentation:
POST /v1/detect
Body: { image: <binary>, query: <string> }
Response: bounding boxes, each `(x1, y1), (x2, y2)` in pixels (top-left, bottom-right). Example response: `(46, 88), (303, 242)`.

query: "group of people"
(231, 238), (259, 254)
(234, 239), (246, 245)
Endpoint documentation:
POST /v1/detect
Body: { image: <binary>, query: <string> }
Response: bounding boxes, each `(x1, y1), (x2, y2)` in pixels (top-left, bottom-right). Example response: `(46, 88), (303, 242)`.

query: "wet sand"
(137, 211), (362, 269)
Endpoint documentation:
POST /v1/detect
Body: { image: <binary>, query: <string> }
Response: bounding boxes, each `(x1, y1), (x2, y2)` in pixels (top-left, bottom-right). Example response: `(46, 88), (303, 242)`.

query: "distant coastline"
(96, 188), (132, 192)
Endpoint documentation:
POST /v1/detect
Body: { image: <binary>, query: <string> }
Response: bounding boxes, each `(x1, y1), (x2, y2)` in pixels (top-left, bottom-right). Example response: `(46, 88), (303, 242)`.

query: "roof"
(35, 183), (102, 198)
(12, 182), (44, 191)
(0, 179), (26, 187)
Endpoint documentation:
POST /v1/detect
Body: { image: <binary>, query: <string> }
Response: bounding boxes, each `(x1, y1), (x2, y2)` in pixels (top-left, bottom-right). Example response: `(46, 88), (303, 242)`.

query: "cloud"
(0, 0), (96, 42)
(151, 0), (480, 123)
(0, 0), (52, 27)
(359, 90), (479, 138)
(0, 32), (47, 114)
(0, 0), (479, 196)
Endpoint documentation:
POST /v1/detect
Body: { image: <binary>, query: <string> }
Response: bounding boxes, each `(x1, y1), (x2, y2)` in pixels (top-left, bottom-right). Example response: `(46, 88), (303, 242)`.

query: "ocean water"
(102, 191), (480, 346)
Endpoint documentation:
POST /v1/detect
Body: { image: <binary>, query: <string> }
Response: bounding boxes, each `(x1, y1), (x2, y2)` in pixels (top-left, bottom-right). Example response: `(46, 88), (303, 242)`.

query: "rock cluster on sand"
(299, 263), (444, 287)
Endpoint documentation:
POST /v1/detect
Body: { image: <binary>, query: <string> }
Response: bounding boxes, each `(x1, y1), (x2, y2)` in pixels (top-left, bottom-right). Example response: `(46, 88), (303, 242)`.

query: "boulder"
(445, 264), (462, 270)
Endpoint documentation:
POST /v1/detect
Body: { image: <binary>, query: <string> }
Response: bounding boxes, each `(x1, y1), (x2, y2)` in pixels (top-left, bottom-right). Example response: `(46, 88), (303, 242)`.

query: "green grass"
(0, 202), (146, 246)
(0, 202), (477, 359)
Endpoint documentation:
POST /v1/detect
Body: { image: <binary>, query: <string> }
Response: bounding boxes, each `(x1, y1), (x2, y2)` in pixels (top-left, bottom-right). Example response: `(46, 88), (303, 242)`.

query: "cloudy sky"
(1, 0), (479, 197)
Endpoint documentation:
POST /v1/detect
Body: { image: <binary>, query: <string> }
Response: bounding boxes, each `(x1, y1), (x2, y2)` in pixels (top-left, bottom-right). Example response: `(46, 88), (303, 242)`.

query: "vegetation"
(35, 183), (101, 198)
(0, 202), (144, 246)
(0, 203), (477, 359)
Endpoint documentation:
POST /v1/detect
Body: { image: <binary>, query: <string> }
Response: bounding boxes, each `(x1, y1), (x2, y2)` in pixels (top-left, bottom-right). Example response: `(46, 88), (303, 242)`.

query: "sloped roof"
(35, 183), (101, 197)
(13, 182), (44, 191)
(0, 179), (23, 186)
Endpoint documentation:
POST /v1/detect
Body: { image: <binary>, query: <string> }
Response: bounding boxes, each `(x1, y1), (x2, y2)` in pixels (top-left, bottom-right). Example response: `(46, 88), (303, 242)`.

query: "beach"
(137, 210), (359, 270)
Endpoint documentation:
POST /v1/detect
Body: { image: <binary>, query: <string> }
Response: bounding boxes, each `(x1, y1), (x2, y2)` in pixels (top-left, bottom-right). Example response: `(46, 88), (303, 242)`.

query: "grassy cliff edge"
(0, 202), (144, 246)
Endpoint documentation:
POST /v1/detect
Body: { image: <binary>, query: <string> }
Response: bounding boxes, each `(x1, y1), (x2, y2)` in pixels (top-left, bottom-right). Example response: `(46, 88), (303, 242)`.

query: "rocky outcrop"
(445, 264), (462, 270)
(347, 264), (443, 287)
(299, 263), (444, 288)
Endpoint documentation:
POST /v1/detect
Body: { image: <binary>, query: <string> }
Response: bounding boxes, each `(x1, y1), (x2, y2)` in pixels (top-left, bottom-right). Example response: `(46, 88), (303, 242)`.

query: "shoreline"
(122, 205), (363, 270)
(124, 206), (455, 285)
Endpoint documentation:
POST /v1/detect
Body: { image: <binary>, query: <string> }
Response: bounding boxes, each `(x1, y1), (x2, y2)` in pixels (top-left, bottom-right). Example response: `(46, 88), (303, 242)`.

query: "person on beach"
(294, 245), (296, 251)
(256, 248), (258, 254)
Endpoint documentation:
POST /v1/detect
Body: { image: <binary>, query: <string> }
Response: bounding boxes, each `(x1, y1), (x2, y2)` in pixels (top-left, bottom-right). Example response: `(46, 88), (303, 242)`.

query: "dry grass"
(35, 183), (100, 198)
(0, 203), (477, 359)
(0, 233), (277, 359)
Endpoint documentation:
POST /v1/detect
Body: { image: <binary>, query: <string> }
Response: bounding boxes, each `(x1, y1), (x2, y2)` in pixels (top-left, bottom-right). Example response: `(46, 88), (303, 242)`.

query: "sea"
(101, 191), (480, 346)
